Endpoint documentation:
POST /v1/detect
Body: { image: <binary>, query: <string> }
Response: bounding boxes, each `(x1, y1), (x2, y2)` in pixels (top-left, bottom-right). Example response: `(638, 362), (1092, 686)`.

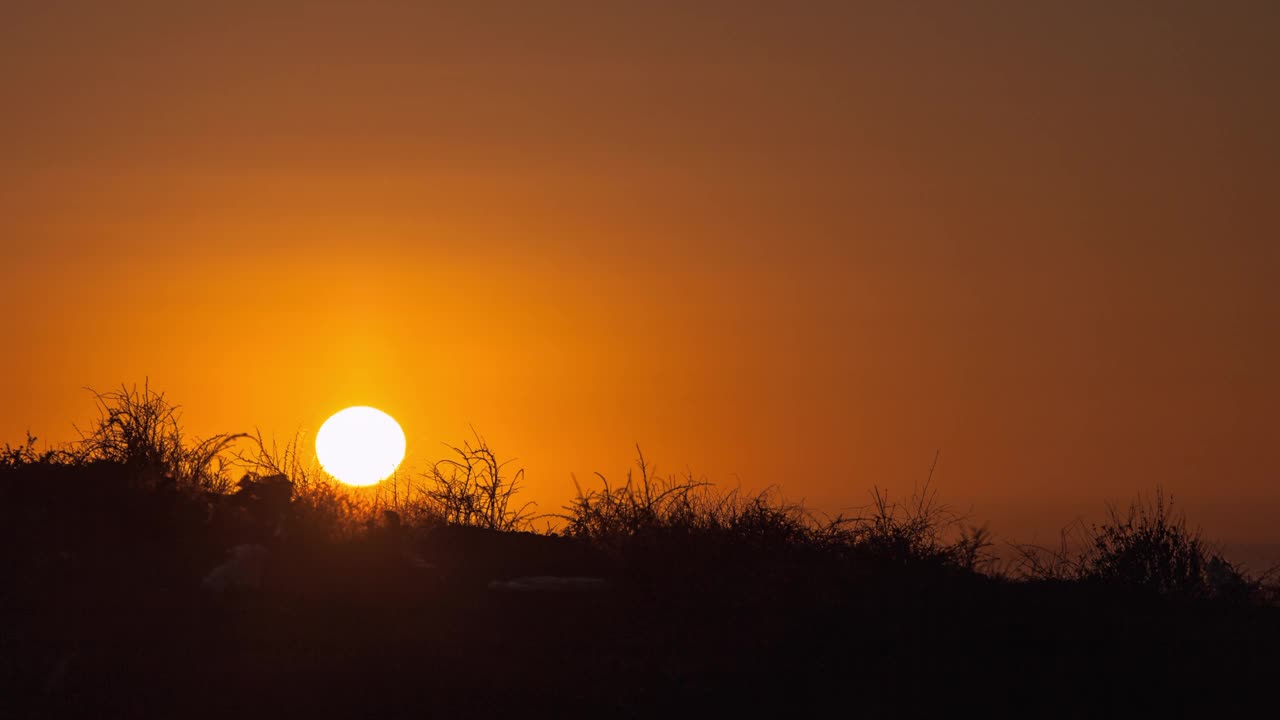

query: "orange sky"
(2, 2), (1277, 558)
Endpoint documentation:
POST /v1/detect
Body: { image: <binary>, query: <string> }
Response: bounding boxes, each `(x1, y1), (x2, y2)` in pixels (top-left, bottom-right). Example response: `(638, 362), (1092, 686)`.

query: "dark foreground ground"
(3, 463), (1279, 718)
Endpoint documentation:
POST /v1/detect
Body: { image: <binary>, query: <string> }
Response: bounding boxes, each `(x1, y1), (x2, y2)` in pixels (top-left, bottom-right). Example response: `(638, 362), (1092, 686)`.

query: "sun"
(315, 406), (407, 487)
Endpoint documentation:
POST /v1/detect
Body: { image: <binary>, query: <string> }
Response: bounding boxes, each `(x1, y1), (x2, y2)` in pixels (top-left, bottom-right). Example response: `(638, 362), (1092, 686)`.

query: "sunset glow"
(0, 1), (1275, 561)
(3, 3), (1278, 714)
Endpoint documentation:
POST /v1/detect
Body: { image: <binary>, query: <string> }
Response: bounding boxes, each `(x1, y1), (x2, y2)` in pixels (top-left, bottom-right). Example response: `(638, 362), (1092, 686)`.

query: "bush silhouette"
(1, 432), (70, 468)
(1016, 489), (1263, 602)
(558, 447), (996, 595)
(74, 381), (243, 493)
(417, 431), (536, 531)
(1081, 490), (1263, 601)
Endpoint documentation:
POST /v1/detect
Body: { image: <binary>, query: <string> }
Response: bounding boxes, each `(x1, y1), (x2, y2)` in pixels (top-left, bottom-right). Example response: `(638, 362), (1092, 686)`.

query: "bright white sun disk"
(315, 406), (406, 486)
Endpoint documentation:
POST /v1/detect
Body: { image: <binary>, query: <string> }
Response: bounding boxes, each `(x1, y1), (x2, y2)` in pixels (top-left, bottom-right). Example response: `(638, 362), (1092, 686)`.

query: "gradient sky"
(2, 2), (1277, 558)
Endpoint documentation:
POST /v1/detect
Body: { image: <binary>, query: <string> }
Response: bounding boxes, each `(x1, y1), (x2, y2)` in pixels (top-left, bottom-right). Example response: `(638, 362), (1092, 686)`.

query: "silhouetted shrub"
(561, 448), (994, 592)
(829, 483), (995, 572)
(233, 429), (370, 541)
(74, 381), (242, 492)
(416, 431), (536, 531)
(1, 432), (70, 468)
(1083, 491), (1210, 596)
(232, 428), (536, 538)
(561, 448), (710, 545)
(1015, 489), (1263, 602)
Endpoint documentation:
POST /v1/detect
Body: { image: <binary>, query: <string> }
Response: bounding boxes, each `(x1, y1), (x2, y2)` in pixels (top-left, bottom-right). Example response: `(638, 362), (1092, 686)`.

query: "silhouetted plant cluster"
(828, 483), (996, 572)
(1014, 490), (1264, 602)
(561, 448), (719, 544)
(233, 429), (369, 542)
(5, 384), (1280, 720)
(1086, 491), (1214, 595)
(230, 427), (538, 535)
(73, 382), (243, 493)
(559, 447), (996, 590)
(417, 432), (536, 532)
(2, 382), (1275, 606)
(563, 451), (817, 558)
(1, 432), (70, 468)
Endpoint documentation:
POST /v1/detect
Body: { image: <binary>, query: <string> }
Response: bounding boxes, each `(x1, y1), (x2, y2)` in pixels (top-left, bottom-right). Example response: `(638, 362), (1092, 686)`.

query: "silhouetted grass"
(418, 431), (538, 531)
(1012, 490), (1265, 603)
(4, 383), (1280, 718)
(73, 381), (245, 493)
(232, 429), (372, 542)
(4, 383), (1274, 599)
(1, 432), (71, 469)
(553, 445), (1004, 603)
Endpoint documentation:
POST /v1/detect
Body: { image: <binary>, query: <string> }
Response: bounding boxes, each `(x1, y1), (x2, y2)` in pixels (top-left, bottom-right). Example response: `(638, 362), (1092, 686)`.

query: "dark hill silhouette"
(4, 458), (1279, 718)
(2, 387), (1278, 717)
